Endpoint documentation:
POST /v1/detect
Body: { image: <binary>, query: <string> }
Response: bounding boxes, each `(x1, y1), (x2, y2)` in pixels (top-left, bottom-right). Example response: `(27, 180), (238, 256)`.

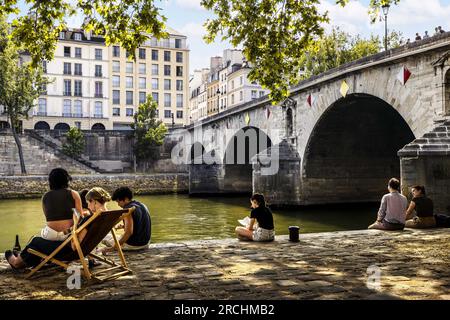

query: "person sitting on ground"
(368, 178), (407, 231)
(423, 31), (430, 39)
(405, 185), (436, 229)
(415, 33), (422, 41)
(235, 193), (275, 242)
(438, 26), (445, 33)
(434, 27), (440, 36)
(40, 168), (84, 241)
(101, 186), (151, 253)
(4, 187), (111, 270)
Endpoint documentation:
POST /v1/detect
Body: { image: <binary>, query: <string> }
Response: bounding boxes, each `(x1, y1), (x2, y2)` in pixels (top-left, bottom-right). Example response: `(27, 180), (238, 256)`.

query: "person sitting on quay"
(415, 33), (422, 41)
(405, 185), (436, 229)
(235, 193), (275, 242)
(100, 186), (151, 253)
(368, 178), (407, 231)
(4, 169), (87, 269)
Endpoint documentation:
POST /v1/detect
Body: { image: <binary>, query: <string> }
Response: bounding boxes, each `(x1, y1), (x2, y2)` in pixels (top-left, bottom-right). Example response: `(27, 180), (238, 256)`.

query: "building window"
(176, 111), (183, 119)
(63, 80), (71, 96)
(75, 121), (81, 129)
(139, 63), (146, 74)
(139, 92), (146, 104)
(164, 93), (171, 107)
(152, 50), (158, 61)
(231, 94), (234, 104)
(139, 48), (146, 59)
(64, 46), (70, 57)
(164, 110), (172, 118)
(176, 94), (183, 108)
(231, 80), (234, 90)
(75, 47), (82, 58)
(240, 91), (243, 101)
(113, 46), (120, 58)
(176, 66), (183, 77)
(126, 76), (133, 88)
(126, 91), (133, 105)
(164, 79), (171, 90)
(251, 90), (257, 99)
(112, 75), (120, 88)
(42, 61), (47, 73)
(139, 77), (146, 89)
(164, 51), (170, 62)
(113, 90), (120, 104)
(74, 63), (82, 76)
(175, 39), (182, 48)
(164, 65), (171, 76)
(95, 81), (103, 97)
(63, 99), (71, 117)
(152, 78), (159, 90)
(63, 62), (71, 75)
(126, 108), (134, 117)
(95, 48), (102, 60)
(112, 107), (120, 116)
(176, 80), (183, 91)
(59, 32), (65, 40)
(94, 102), (103, 117)
(38, 98), (47, 116)
(240, 76), (243, 85)
(95, 65), (102, 77)
(126, 61), (133, 73)
(152, 64), (158, 76)
(176, 52), (183, 63)
(74, 80), (82, 97)
(74, 100), (82, 117)
(112, 61), (120, 73)
(74, 33), (82, 41)
(152, 92), (159, 104)
(259, 91), (265, 97)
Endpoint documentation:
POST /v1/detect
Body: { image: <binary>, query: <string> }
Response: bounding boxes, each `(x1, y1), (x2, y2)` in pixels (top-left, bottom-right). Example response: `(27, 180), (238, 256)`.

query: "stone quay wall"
(0, 174), (189, 199)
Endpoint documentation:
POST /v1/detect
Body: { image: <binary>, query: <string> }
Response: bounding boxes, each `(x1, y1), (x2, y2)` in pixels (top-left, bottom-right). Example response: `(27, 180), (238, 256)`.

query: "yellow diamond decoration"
(245, 112), (250, 125)
(340, 80), (349, 98)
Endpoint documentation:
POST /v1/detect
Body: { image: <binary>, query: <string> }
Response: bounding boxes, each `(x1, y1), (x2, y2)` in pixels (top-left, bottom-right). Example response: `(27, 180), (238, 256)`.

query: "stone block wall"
(0, 174), (189, 199)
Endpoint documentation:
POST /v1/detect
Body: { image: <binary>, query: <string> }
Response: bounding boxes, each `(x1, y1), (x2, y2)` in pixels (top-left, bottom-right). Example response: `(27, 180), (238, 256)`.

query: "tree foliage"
(299, 27), (403, 78)
(62, 127), (85, 158)
(1, 0), (402, 103)
(0, 13), (48, 174)
(131, 95), (168, 162)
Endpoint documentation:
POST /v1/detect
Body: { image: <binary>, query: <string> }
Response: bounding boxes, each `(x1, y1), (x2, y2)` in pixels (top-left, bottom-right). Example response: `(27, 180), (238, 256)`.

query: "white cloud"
(175, 0), (204, 11)
(318, 0), (450, 40)
(180, 22), (207, 38)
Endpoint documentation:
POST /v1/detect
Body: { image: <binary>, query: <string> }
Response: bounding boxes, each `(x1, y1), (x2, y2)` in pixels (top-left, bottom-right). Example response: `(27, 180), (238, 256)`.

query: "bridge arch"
(302, 93), (415, 204)
(222, 126), (272, 193)
(445, 69), (450, 115)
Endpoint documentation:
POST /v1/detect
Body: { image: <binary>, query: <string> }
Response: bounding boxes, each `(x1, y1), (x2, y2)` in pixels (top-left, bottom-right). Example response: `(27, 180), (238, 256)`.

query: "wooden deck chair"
(25, 207), (136, 283)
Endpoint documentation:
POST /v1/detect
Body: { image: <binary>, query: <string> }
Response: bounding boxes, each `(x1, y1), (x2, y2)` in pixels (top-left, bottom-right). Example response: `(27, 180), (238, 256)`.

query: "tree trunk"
(9, 116), (26, 175)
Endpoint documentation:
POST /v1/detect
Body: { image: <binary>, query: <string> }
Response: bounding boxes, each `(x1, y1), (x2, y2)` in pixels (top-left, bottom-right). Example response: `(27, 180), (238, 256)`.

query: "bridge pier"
(253, 140), (302, 207)
(189, 163), (224, 194)
(399, 120), (450, 215)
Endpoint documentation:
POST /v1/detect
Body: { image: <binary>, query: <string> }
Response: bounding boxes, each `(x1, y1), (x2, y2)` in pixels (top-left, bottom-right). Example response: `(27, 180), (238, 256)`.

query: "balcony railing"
(32, 111), (106, 119)
(95, 93), (103, 98)
(95, 72), (103, 77)
(63, 91), (72, 96)
(74, 92), (83, 97)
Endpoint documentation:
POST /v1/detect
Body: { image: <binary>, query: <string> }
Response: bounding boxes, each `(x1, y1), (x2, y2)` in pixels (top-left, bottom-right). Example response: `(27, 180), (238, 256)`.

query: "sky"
(17, 0), (450, 74)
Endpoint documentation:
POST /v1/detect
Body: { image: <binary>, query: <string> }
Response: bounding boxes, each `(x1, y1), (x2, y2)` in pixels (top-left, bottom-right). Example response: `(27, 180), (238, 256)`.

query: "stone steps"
(0, 134), (97, 175)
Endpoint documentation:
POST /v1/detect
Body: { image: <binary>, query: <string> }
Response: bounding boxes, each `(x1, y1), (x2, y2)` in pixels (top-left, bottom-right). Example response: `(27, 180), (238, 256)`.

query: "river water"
(0, 194), (378, 252)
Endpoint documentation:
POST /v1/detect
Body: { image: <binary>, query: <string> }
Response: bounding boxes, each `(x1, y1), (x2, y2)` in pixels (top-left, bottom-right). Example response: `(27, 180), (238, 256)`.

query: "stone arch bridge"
(172, 33), (450, 213)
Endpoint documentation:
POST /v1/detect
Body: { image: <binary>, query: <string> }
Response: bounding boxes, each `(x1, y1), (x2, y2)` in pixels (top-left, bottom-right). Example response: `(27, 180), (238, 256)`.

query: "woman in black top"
(405, 185), (436, 228)
(235, 193), (275, 242)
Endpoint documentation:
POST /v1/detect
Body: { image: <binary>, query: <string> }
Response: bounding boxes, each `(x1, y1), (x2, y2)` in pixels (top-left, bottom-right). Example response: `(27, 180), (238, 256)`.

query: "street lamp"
(381, 4), (390, 52)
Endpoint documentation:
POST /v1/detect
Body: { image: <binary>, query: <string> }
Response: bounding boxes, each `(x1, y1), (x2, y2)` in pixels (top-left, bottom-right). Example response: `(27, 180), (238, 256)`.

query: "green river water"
(0, 194), (378, 252)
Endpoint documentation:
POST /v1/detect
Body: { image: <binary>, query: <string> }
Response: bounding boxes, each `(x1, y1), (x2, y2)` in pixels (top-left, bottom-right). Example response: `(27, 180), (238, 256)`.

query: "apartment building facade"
(109, 27), (189, 130)
(23, 29), (111, 130)
(189, 49), (269, 122)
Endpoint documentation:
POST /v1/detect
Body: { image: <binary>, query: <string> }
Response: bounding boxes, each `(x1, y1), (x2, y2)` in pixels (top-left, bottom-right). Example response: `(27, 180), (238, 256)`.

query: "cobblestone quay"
(0, 229), (449, 300)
